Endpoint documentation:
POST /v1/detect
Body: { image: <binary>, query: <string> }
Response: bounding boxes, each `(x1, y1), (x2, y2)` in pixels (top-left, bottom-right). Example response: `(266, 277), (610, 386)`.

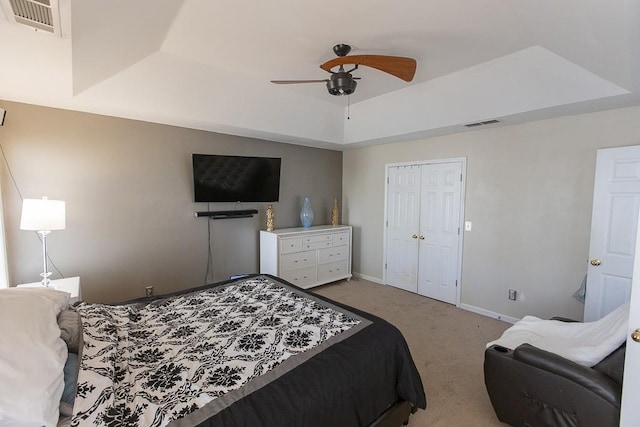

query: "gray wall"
(343, 105), (640, 321)
(0, 101), (342, 303)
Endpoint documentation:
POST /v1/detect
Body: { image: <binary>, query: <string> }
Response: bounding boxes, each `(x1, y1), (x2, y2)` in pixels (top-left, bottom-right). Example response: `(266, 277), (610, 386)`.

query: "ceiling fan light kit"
(326, 66), (358, 96)
(271, 44), (416, 96)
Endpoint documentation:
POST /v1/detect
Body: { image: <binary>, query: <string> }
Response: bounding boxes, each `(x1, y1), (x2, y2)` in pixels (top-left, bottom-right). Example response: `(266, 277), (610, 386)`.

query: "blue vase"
(300, 196), (314, 228)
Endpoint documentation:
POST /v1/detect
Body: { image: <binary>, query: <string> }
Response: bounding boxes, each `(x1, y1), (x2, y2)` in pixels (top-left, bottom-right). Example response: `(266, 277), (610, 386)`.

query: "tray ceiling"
(1, 0), (639, 149)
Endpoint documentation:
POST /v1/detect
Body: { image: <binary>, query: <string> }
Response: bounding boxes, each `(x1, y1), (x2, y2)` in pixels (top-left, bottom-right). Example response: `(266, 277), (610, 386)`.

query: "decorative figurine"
(331, 198), (339, 226)
(266, 204), (274, 232)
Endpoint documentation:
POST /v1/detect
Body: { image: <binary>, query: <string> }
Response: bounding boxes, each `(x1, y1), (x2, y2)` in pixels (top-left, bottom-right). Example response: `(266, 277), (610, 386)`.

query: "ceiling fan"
(271, 44), (417, 96)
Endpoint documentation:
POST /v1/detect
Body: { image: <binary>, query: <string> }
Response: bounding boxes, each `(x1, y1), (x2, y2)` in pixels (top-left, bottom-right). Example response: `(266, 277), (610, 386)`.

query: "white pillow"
(0, 287), (70, 427)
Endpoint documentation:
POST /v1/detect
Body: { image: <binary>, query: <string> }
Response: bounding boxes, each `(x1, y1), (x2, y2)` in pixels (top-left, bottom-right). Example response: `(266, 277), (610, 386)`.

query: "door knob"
(633, 329), (640, 343)
(419, 235), (425, 240)
(590, 259), (601, 266)
(412, 234), (418, 239)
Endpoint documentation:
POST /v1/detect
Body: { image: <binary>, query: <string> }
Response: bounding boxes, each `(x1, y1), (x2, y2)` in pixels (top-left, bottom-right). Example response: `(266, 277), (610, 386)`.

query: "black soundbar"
(194, 209), (258, 219)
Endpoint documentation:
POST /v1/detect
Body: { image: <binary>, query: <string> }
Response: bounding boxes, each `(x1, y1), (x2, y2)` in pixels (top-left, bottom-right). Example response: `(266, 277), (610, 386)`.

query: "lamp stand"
(38, 230), (53, 287)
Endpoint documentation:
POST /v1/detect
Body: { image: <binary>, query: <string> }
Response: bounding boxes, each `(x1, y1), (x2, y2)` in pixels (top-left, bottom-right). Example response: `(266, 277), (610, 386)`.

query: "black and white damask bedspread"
(71, 275), (371, 427)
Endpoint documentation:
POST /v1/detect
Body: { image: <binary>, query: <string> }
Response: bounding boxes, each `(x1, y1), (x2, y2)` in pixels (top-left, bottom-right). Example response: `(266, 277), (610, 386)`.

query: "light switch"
(465, 221), (472, 231)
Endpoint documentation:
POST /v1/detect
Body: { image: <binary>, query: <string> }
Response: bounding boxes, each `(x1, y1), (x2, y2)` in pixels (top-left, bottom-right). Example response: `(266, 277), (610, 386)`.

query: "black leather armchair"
(484, 323), (625, 427)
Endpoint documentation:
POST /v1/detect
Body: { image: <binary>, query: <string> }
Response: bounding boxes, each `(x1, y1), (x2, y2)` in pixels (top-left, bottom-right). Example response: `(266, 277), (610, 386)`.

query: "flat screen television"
(192, 154), (281, 203)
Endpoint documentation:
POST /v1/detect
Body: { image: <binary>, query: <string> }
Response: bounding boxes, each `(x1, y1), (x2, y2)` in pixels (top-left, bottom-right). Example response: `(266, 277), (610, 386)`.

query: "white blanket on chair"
(486, 303), (629, 367)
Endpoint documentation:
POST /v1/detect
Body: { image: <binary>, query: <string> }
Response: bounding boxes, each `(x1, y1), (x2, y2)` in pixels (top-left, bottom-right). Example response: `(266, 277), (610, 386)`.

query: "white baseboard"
(460, 303), (519, 324)
(352, 271), (383, 284)
(352, 273), (519, 324)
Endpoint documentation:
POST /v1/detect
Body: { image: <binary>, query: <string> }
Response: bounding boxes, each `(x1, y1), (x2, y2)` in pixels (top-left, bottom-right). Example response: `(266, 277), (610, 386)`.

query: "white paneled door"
(385, 160), (465, 305)
(417, 162), (463, 304)
(620, 208), (640, 426)
(584, 145), (640, 321)
(385, 165), (421, 292)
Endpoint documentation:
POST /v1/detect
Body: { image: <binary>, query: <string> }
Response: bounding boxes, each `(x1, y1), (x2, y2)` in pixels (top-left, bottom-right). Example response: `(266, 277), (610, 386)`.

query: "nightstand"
(17, 276), (82, 304)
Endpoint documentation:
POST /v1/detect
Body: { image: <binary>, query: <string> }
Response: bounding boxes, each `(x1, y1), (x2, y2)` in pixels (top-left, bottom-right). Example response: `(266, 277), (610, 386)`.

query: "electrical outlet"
(145, 286), (154, 296)
(508, 289), (517, 301)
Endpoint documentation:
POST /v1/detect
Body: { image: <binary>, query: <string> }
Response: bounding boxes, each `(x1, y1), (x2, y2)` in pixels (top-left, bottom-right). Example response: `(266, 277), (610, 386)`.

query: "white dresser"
(260, 225), (352, 289)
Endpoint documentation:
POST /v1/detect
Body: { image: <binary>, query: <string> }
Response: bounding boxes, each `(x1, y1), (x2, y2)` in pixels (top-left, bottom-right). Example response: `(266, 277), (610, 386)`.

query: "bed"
(0, 274), (426, 427)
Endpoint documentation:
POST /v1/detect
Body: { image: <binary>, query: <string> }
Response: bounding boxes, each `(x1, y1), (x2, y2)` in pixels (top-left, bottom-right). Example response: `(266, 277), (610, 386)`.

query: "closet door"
(417, 162), (462, 304)
(385, 165), (421, 292)
(385, 160), (464, 305)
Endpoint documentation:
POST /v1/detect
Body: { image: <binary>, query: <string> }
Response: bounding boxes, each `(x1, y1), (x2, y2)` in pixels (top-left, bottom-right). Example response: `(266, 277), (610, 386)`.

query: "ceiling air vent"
(1, 0), (60, 35)
(464, 119), (500, 128)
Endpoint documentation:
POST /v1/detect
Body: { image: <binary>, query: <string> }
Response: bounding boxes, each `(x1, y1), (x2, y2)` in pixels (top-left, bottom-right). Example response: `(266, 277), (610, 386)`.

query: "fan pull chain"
(347, 95), (350, 120)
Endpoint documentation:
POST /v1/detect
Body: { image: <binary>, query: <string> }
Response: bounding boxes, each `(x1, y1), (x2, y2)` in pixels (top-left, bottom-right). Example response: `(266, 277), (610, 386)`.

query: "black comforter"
(195, 280), (426, 427)
(73, 275), (426, 427)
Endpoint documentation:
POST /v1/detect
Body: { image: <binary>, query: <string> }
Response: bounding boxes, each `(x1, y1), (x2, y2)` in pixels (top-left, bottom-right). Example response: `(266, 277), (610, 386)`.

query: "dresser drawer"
(317, 260), (349, 282)
(318, 246), (349, 265)
(303, 234), (332, 251)
(304, 234), (332, 244)
(281, 266), (316, 287)
(280, 237), (303, 254)
(331, 232), (350, 247)
(281, 252), (316, 272)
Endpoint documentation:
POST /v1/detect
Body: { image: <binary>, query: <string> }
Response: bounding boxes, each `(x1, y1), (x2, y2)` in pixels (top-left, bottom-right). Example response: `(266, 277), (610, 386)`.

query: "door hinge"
(458, 227), (460, 235)
(385, 263), (387, 270)
(456, 280), (458, 287)
(460, 174), (462, 182)
(387, 177), (389, 184)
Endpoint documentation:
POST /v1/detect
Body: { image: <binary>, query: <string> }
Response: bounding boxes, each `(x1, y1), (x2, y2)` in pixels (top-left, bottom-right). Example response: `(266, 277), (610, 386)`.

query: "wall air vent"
(1, 0), (60, 35)
(464, 119), (501, 128)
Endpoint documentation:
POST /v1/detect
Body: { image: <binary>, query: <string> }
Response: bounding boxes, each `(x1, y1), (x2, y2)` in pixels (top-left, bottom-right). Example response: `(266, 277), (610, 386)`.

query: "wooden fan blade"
(320, 55), (417, 82)
(271, 77), (361, 84)
(271, 79), (328, 84)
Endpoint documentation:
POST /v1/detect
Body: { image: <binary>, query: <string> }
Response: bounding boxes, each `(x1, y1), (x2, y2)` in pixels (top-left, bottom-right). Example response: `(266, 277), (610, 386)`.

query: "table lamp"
(19, 197), (66, 286)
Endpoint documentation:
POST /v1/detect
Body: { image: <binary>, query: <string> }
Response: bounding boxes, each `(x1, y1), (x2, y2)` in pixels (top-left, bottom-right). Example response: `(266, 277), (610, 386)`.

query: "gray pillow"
(57, 309), (81, 353)
(61, 352), (78, 405)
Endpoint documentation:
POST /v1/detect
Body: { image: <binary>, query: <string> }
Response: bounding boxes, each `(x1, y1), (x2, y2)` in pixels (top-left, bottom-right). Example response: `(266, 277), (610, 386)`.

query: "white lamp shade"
(20, 198), (66, 231)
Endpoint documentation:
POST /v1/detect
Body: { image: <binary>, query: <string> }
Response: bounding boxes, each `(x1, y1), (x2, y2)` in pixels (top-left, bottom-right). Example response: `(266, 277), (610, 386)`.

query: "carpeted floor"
(312, 277), (510, 427)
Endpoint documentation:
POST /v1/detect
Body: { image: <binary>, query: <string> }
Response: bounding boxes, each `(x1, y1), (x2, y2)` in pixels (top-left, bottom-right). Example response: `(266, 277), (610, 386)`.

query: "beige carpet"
(312, 277), (510, 427)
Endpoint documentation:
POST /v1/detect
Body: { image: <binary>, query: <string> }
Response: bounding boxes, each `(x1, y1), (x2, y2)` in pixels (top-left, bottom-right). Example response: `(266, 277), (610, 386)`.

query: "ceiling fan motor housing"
(327, 72), (357, 95)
